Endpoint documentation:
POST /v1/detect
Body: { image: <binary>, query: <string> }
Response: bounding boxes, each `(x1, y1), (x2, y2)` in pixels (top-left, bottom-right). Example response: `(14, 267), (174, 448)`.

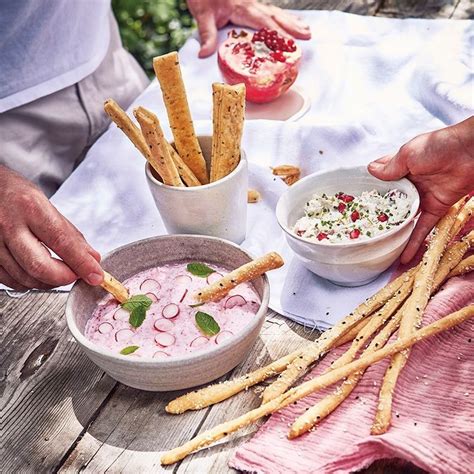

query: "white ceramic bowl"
(276, 166), (419, 286)
(146, 136), (248, 244)
(65, 235), (269, 391)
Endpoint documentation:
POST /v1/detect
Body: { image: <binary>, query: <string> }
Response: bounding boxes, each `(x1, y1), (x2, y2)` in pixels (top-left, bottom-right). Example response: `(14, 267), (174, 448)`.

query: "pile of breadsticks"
(104, 51), (245, 186)
(159, 196), (474, 465)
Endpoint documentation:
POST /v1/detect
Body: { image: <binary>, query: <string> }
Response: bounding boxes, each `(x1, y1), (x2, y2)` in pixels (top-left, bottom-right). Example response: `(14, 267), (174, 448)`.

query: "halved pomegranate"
(218, 28), (302, 103)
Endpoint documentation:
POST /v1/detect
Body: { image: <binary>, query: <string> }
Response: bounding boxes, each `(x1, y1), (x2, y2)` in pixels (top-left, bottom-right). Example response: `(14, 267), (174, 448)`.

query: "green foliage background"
(112, 0), (195, 76)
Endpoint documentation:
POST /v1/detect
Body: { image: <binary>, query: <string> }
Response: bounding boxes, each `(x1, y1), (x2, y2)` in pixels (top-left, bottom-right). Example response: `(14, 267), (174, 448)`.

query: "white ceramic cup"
(146, 136), (248, 244)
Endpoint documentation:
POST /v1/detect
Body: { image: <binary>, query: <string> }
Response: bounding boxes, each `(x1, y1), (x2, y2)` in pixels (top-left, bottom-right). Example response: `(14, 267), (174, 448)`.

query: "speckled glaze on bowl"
(65, 235), (269, 392)
(276, 166), (420, 286)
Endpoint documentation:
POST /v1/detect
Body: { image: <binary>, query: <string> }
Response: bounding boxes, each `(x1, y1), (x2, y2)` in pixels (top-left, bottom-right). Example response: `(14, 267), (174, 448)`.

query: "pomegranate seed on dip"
(293, 190), (411, 243)
(85, 262), (260, 358)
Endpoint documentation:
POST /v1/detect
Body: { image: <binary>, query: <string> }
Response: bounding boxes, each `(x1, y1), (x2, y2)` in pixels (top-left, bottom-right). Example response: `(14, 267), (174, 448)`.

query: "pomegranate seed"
(351, 211), (360, 222)
(296, 229), (304, 236)
(272, 51), (286, 62)
(378, 213), (389, 222)
(317, 232), (328, 241)
(342, 194), (354, 203)
(337, 202), (346, 213)
(350, 229), (361, 239)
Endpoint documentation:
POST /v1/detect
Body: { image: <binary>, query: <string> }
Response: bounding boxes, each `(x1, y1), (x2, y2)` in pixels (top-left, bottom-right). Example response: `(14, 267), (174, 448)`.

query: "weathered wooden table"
(1, 1), (472, 473)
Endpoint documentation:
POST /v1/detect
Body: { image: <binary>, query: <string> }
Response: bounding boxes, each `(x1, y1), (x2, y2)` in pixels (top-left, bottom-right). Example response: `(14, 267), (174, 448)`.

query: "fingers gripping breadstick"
(101, 271), (129, 303)
(161, 305), (474, 465)
(371, 197), (469, 435)
(194, 252), (284, 304)
(153, 52), (208, 184)
(210, 83), (246, 182)
(167, 315), (367, 415)
(134, 107), (183, 187)
(261, 266), (418, 404)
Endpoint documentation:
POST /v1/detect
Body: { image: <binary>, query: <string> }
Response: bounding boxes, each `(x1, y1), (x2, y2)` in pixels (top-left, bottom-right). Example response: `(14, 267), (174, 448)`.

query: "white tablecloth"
(15, 11), (473, 328)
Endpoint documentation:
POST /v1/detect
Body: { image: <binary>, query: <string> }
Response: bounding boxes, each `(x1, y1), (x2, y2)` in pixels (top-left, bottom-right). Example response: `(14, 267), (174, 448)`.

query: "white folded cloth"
(8, 11), (473, 328)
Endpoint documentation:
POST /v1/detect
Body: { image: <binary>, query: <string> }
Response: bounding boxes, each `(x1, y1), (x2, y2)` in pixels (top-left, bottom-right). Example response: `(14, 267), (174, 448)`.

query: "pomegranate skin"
(217, 29), (302, 104)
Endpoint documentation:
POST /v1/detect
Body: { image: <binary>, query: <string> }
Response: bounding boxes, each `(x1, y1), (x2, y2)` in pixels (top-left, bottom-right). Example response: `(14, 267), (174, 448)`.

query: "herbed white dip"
(293, 190), (411, 243)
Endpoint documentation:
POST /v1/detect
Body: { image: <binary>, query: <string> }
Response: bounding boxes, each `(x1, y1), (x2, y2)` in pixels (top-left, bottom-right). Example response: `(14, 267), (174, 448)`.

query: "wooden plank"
(175, 313), (319, 473)
(451, 0), (474, 18)
(0, 290), (117, 473)
(271, 0), (383, 15)
(57, 312), (317, 473)
(375, 0), (461, 18)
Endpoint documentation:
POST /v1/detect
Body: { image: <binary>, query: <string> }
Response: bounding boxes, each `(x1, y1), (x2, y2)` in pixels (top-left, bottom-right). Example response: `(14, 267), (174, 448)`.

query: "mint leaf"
(129, 306), (147, 328)
(187, 262), (215, 278)
(120, 345), (139, 355)
(195, 311), (220, 336)
(121, 294), (152, 328)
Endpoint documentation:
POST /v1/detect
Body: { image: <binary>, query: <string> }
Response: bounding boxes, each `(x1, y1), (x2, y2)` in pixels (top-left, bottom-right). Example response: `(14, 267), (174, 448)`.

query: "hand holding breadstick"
(194, 252), (284, 304)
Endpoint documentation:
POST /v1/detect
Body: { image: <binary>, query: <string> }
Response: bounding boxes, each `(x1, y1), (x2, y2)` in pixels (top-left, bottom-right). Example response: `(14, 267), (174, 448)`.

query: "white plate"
(245, 85), (311, 122)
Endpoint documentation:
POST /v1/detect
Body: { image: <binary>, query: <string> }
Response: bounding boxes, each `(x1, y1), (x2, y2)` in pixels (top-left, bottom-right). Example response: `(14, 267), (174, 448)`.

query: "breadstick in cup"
(153, 52), (208, 184)
(210, 83), (246, 182)
(134, 106), (183, 187)
(194, 252), (284, 304)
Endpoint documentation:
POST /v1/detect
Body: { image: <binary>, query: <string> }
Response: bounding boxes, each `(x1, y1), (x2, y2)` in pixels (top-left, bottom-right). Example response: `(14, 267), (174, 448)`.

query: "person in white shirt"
(0, 0), (310, 291)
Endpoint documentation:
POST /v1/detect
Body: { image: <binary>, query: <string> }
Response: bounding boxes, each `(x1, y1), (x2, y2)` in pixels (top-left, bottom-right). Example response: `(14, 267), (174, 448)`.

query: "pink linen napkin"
(230, 273), (474, 473)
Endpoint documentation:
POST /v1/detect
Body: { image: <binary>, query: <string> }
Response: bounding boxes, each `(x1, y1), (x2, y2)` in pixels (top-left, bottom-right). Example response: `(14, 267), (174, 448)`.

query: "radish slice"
(140, 278), (161, 294)
(173, 274), (192, 285)
(206, 272), (223, 285)
(190, 336), (208, 348)
(115, 329), (134, 343)
(224, 294), (247, 309)
(171, 288), (188, 304)
(98, 322), (114, 334)
(215, 330), (234, 345)
(153, 351), (169, 359)
(154, 319), (174, 332)
(155, 332), (176, 347)
(162, 303), (180, 319)
(146, 292), (159, 303)
(113, 308), (129, 321)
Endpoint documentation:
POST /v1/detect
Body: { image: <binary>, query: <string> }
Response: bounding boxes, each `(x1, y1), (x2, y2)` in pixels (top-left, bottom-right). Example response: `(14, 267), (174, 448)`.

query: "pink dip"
(85, 262), (261, 358)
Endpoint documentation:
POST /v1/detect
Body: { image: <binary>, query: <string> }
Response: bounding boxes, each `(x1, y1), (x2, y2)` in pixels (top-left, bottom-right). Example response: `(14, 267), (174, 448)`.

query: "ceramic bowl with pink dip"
(65, 235), (269, 392)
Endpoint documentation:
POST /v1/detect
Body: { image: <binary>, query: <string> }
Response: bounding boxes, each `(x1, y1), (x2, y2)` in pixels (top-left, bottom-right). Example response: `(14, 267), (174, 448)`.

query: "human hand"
(368, 116), (474, 264)
(187, 0), (311, 58)
(0, 166), (103, 291)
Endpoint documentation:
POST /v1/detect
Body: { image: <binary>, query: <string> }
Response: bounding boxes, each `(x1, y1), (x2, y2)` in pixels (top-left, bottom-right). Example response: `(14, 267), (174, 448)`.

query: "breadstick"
(449, 255), (474, 278)
(247, 189), (261, 203)
(167, 144), (201, 187)
(167, 315), (367, 415)
(194, 252), (284, 304)
(372, 196), (469, 435)
(451, 197), (473, 237)
(261, 266), (418, 403)
(210, 83), (246, 182)
(290, 235), (469, 438)
(104, 98), (150, 158)
(101, 271), (129, 303)
(104, 99), (200, 186)
(134, 106), (183, 187)
(161, 305), (474, 465)
(153, 52), (208, 184)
